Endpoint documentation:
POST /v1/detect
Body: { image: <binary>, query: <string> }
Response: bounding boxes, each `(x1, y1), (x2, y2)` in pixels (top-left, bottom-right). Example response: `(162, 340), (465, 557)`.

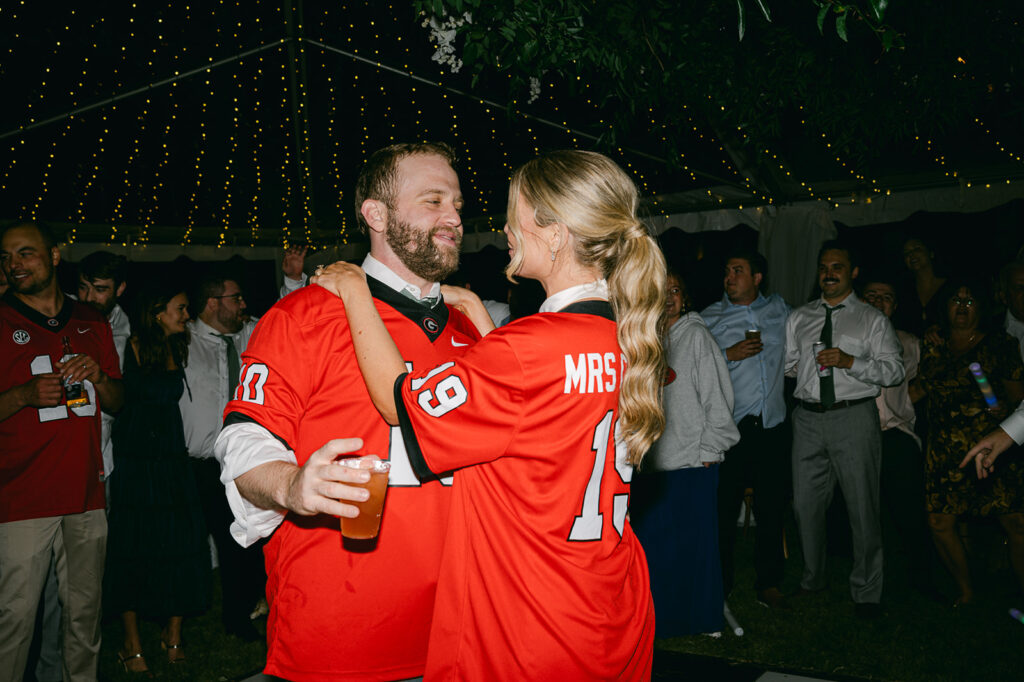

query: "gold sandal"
(160, 638), (186, 664)
(117, 651), (154, 677)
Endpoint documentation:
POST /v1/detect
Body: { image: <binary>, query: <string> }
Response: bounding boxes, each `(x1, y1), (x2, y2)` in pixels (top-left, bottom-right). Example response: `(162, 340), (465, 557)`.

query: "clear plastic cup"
(337, 459), (391, 539)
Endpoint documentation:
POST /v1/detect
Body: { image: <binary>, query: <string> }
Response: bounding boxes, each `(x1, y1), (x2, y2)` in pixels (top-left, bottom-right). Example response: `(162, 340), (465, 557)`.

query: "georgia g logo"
(422, 317), (439, 334)
(13, 329), (30, 345)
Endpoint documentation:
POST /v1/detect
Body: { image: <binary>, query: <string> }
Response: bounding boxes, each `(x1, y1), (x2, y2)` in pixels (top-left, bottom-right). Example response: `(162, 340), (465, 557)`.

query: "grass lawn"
(97, 575), (266, 682)
(657, 514), (1024, 682)
(93, 513), (1024, 681)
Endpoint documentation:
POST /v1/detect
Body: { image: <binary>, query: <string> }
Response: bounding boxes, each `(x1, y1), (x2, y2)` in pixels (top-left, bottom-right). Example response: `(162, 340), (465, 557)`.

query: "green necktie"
(214, 333), (241, 401)
(819, 305), (843, 408)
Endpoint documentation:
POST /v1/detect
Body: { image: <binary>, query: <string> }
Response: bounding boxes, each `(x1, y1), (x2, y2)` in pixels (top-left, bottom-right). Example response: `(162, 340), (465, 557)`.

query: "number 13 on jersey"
(569, 411), (632, 542)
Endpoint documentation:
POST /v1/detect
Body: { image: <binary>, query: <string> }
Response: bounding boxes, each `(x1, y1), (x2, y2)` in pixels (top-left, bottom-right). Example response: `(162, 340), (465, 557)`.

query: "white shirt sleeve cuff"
(279, 273), (308, 299)
(216, 422), (297, 547)
(1003, 401), (1024, 445)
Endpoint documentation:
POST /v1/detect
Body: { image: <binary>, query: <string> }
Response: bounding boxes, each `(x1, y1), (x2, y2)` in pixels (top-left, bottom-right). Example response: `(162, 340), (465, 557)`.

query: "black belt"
(739, 414), (765, 429)
(798, 396), (874, 413)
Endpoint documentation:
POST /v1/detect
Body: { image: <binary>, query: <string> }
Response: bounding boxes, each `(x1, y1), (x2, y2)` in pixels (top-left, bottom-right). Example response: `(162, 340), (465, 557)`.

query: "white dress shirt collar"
(1006, 310), (1024, 338)
(362, 254), (441, 302)
(539, 279), (609, 313)
(192, 315), (237, 341)
(816, 290), (860, 310)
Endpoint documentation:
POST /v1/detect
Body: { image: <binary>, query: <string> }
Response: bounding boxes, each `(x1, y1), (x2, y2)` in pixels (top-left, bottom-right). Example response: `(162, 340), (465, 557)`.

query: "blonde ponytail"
(608, 227), (666, 465)
(505, 150), (666, 465)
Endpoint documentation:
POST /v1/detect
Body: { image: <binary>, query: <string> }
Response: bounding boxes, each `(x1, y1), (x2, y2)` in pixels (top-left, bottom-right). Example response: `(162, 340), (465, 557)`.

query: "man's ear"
(116, 281), (127, 299)
(50, 246), (61, 267)
(851, 266), (860, 281)
(361, 200), (388, 235)
(753, 272), (763, 289)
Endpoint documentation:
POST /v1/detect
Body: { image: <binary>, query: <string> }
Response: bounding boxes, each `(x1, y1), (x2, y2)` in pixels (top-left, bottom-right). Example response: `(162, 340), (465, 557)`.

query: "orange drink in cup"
(337, 458), (391, 539)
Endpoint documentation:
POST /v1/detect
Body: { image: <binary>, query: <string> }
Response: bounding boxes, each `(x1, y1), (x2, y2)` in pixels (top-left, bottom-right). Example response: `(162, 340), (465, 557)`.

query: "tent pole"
(284, 0), (318, 238)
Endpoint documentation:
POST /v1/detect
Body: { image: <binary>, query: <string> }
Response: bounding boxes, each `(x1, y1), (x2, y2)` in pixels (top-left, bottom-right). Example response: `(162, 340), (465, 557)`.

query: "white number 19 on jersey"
(568, 411), (632, 542)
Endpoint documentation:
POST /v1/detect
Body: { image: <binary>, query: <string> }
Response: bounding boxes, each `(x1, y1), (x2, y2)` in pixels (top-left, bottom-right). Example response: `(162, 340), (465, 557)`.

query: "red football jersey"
(0, 294), (121, 523)
(223, 281), (479, 682)
(397, 302), (655, 680)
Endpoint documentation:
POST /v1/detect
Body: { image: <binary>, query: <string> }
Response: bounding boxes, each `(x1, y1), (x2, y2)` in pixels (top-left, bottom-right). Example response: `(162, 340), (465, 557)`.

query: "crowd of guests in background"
(634, 235), (1024, 636)
(2, 182), (1024, 679)
(0, 223), (307, 680)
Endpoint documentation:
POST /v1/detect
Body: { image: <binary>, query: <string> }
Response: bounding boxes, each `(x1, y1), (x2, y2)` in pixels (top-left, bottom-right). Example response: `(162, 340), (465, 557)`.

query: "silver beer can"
(812, 341), (831, 377)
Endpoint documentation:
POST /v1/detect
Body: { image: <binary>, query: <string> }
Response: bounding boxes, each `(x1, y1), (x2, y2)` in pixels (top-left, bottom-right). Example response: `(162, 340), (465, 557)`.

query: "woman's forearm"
(343, 286), (405, 425)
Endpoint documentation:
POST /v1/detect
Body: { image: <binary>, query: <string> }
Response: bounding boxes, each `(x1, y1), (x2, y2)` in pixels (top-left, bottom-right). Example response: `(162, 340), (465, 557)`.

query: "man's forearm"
(235, 460), (300, 512)
(0, 386), (26, 422)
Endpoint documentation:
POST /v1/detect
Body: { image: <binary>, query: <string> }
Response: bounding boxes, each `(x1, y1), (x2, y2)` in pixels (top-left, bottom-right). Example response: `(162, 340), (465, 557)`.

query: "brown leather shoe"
(756, 587), (792, 610)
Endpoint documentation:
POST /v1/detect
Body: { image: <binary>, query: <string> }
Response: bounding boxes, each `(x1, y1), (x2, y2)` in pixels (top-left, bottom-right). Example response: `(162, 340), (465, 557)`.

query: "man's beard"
(7, 267), (53, 296)
(217, 308), (244, 333)
(84, 298), (117, 317)
(385, 214), (461, 284)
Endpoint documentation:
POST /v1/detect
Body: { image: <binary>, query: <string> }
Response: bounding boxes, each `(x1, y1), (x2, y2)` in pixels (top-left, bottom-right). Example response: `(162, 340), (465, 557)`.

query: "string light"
(974, 117), (1024, 165)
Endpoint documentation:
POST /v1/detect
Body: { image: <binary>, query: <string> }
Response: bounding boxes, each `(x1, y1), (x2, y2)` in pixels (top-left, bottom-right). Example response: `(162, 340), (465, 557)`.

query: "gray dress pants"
(791, 400), (883, 603)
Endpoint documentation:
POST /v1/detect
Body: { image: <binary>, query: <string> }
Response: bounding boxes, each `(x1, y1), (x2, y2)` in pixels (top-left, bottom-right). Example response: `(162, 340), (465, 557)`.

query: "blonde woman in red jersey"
(316, 150), (665, 680)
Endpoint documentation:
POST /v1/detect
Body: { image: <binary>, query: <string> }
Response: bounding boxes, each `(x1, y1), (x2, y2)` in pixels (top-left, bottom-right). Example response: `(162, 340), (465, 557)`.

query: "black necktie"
(819, 305), (843, 408)
(214, 333), (241, 400)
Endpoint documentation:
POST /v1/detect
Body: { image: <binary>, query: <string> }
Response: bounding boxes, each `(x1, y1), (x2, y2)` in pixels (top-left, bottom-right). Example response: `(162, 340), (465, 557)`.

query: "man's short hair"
(1000, 259), (1024, 291)
(818, 239), (860, 270)
(194, 270), (233, 312)
(859, 271), (898, 294)
(353, 142), (458, 234)
(78, 251), (127, 286)
(725, 249), (768, 288)
(1, 220), (59, 251)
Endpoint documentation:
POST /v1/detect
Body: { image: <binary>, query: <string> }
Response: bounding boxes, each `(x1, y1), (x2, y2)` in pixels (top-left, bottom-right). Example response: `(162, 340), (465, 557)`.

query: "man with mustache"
(784, 240), (904, 619)
(214, 142), (480, 680)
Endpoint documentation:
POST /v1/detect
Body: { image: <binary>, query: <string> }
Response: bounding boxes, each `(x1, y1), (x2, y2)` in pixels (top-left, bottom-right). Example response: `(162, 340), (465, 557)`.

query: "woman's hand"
(440, 285), (481, 314)
(311, 262), (368, 302)
(440, 284), (496, 336)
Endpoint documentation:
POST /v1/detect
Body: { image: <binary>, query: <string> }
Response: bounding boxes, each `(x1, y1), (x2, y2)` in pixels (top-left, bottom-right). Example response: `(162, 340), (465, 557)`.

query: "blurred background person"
(861, 276), (939, 600)
(702, 250), (791, 610)
(105, 282), (210, 674)
(77, 251), (131, 495)
(899, 236), (954, 340)
(631, 270), (739, 637)
(182, 271), (266, 642)
(912, 276), (1024, 605)
(1000, 259), (1024, 363)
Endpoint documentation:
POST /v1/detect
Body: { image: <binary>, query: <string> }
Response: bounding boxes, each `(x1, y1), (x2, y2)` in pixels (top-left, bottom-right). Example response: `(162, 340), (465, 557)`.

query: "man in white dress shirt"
(181, 267), (304, 641)
(861, 276), (938, 599)
(785, 241), (904, 619)
(1001, 260), (1024, 362)
(77, 252), (131, 488)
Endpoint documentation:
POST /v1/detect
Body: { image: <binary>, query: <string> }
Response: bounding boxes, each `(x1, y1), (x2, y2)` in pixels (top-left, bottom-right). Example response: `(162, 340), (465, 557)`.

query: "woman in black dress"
(106, 283), (210, 674)
(899, 236), (955, 340)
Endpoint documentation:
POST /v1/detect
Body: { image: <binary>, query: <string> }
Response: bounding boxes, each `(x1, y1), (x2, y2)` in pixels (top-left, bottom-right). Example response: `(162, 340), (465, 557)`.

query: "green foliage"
(814, 1), (902, 47)
(410, 0), (1022, 185)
